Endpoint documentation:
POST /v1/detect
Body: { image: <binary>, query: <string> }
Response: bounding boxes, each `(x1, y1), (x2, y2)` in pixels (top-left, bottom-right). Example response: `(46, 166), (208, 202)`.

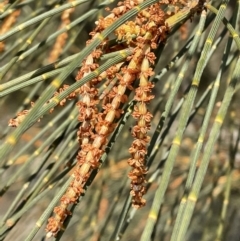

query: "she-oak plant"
(0, 0), (240, 241)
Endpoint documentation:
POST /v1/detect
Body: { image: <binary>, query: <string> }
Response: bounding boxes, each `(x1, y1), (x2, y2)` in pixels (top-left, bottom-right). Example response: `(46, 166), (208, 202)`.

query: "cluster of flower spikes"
(3, 0), (205, 237)
(45, 0), (148, 237)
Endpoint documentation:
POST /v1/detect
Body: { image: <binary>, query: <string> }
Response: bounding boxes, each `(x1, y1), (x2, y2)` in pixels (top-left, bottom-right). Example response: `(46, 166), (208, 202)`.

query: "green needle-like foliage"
(0, 1), (240, 241)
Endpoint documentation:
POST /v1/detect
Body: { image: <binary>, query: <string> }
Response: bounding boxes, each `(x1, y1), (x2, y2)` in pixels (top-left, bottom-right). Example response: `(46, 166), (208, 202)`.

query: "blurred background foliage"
(0, 0), (240, 240)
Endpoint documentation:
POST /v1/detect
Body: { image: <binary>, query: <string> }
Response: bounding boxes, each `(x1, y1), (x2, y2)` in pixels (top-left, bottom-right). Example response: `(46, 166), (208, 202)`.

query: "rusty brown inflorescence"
(45, 1), (164, 237)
